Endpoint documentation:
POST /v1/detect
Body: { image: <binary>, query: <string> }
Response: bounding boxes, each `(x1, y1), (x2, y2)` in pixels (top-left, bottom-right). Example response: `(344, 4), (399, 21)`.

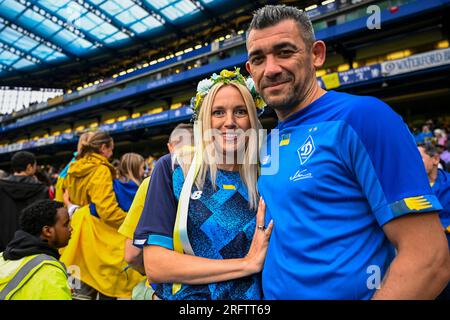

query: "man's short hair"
(419, 143), (440, 157)
(169, 123), (193, 144)
(11, 151), (36, 173)
(19, 200), (64, 237)
(247, 5), (316, 48)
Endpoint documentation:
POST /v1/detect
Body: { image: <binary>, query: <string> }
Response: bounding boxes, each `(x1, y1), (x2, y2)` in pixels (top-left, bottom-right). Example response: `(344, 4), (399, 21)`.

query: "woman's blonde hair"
(118, 153), (145, 186)
(76, 132), (94, 154)
(77, 131), (113, 159)
(195, 82), (262, 210)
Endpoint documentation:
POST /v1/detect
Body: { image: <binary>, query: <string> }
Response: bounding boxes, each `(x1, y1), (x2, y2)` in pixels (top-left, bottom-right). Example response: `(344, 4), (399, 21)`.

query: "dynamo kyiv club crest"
(297, 135), (315, 165)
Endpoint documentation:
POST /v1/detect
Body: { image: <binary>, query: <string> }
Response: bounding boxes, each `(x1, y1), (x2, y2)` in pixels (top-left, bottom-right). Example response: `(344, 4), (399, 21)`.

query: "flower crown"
(190, 68), (266, 120)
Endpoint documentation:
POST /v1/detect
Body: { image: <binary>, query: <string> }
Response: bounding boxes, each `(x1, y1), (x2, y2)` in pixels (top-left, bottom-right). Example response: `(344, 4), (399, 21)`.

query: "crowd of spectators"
(0, 154), (158, 203)
(411, 119), (450, 171)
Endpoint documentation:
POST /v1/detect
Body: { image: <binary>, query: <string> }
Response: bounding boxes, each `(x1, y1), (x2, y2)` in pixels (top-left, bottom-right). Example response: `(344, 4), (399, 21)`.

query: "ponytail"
(77, 131), (113, 159)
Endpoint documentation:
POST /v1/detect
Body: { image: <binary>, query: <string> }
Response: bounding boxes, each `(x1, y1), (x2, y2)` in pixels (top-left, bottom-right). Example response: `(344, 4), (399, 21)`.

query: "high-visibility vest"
(0, 253), (67, 300)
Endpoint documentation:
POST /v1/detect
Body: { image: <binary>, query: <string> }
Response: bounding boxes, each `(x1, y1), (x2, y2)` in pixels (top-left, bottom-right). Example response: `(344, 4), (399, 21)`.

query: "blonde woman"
(118, 153), (146, 186)
(134, 69), (273, 300)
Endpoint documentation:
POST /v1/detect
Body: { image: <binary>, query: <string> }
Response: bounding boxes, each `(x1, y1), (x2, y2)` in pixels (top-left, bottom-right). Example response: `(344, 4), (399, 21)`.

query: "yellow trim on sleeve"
(404, 196), (433, 211)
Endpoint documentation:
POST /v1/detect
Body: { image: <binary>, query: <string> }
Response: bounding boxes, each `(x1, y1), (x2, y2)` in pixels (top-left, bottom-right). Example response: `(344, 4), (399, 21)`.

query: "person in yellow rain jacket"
(0, 200), (72, 300)
(60, 131), (142, 299)
(54, 132), (93, 203)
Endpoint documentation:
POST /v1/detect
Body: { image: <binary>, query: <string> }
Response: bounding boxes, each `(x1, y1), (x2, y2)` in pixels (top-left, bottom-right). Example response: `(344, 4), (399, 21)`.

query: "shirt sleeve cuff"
(147, 234), (173, 250)
(132, 237), (147, 248)
(374, 194), (442, 226)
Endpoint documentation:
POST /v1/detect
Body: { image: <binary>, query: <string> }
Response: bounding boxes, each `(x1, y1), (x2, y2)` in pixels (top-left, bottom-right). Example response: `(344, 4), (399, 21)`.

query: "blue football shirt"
(258, 90), (442, 300)
(432, 169), (450, 231)
(134, 154), (262, 300)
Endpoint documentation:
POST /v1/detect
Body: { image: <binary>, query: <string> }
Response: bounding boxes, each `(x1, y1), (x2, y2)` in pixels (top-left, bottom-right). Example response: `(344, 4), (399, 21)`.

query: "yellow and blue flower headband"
(190, 67), (266, 120)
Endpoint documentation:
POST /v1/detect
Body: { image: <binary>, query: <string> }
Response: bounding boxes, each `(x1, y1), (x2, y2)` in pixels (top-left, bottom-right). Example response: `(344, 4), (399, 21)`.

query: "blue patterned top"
(134, 154), (261, 300)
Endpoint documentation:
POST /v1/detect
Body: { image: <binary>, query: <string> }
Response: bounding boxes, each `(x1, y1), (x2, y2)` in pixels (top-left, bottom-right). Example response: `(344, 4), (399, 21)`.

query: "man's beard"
(262, 83), (302, 112)
(260, 69), (315, 113)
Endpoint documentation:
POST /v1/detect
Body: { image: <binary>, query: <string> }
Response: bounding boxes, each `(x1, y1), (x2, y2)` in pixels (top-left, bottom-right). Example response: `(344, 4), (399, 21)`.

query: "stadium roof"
(0, 0), (269, 87)
(0, 0), (231, 64)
